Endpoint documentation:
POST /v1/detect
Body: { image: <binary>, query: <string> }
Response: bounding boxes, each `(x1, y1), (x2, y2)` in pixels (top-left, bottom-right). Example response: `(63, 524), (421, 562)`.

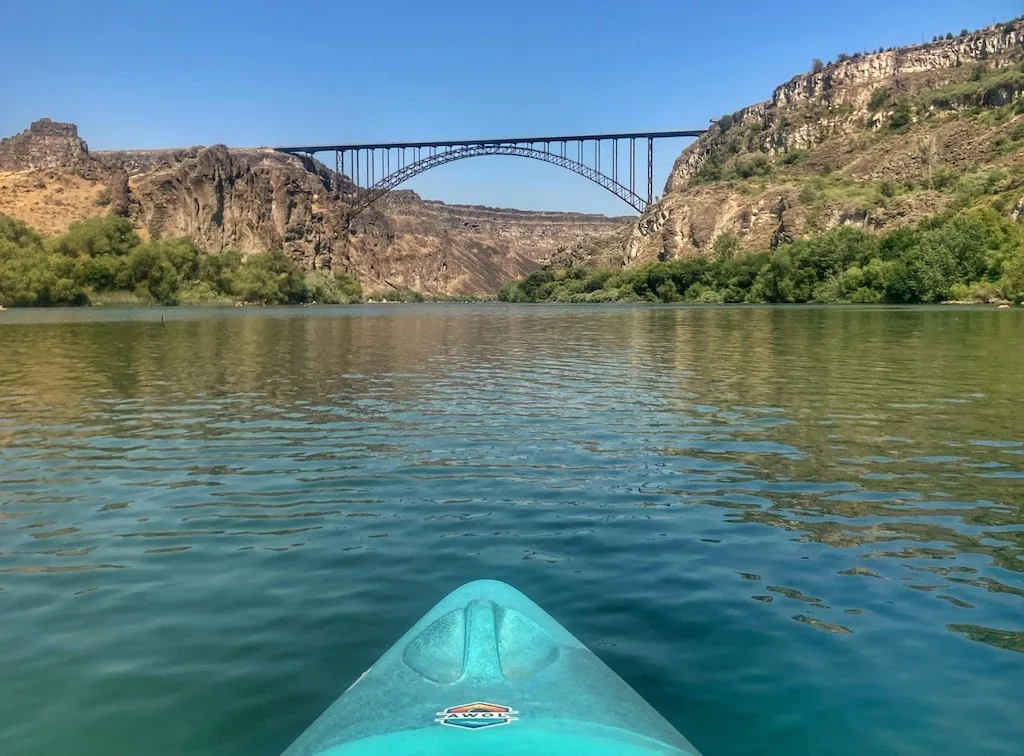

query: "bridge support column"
(647, 137), (654, 205)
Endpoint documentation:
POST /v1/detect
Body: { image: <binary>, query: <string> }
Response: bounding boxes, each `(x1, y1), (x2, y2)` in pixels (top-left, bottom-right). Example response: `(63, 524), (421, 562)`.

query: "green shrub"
(1001, 252), (1024, 303)
(307, 270), (364, 304)
(967, 280), (1004, 303)
(0, 214), (42, 247)
(953, 170), (1007, 204)
(50, 216), (139, 258)
(178, 281), (226, 304)
(730, 155), (773, 179)
(120, 243), (183, 305)
(694, 159), (724, 184)
(868, 88), (889, 111)
(812, 58), (825, 74)
(684, 283), (724, 303)
(718, 114), (734, 133)
(713, 233), (741, 261)
(81, 253), (125, 291)
(798, 185), (819, 204)
(384, 289), (426, 303)
(931, 167), (960, 191)
(229, 251), (309, 304)
(198, 251), (243, 294)
(889, 104), (912, 130)
(782, 149), (810, 165)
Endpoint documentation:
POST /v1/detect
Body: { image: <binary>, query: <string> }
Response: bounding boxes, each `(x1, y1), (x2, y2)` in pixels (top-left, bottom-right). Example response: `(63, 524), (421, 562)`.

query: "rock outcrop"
(0, 119), (92, 172)
(340, 192), (631, 293)
(667, 22), (1024, 190)
(0, 122), (630, 294)
(97, 146), (345, 272)
(626, 19), (1024, 264)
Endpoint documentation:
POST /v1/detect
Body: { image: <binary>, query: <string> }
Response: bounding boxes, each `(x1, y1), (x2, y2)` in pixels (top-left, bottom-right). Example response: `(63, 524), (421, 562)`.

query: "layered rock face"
(627, 20), (1024, 264)
(0, 119), (92, 172)
(94, 146), (345, 272)
(341, 193), (631, 293)
(0, 121), (630, 294)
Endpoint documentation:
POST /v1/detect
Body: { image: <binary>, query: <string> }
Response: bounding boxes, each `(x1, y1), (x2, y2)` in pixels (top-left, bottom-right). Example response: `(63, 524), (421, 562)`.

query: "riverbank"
(499, 207), (1024, 305)
(0, 213), (364, 307)
(0, 212), (510, 308)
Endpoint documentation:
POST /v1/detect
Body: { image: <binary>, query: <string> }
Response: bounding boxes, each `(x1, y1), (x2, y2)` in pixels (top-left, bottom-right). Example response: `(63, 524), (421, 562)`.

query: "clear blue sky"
(3, 0), (1018, 215)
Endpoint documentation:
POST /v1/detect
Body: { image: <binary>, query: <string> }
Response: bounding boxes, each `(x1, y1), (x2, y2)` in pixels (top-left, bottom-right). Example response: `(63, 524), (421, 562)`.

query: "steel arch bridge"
(275, 130), (704, 218)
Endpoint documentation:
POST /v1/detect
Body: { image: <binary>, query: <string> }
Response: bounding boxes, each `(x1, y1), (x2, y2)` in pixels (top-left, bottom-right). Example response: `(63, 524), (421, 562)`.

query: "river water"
(0, 305), (1021, 755)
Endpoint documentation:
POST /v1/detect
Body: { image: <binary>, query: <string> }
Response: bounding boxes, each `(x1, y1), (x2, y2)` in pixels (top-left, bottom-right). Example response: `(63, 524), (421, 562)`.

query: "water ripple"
(1, 305), (1022, 755)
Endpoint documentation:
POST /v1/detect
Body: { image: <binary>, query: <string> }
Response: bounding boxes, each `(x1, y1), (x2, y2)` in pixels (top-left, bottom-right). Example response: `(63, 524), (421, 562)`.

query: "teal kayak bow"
(282, 579), (703, 755)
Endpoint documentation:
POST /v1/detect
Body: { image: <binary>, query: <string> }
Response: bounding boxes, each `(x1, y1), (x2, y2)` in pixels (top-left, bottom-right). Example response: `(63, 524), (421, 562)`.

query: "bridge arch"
(342, 144), (648, 217)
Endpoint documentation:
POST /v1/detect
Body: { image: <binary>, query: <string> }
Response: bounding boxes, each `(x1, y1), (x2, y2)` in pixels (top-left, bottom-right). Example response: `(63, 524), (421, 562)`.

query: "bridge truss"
(275, 130), (704, 217)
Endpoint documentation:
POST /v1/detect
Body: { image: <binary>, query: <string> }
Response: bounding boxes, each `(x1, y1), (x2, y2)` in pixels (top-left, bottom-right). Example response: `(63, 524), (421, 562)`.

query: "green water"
(1, 305), (1022, 755)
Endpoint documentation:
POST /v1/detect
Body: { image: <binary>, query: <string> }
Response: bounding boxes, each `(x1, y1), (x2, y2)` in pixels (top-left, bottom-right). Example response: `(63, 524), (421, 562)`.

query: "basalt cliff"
(0, 120), (629, 295)
(625, 19), (1024, 264)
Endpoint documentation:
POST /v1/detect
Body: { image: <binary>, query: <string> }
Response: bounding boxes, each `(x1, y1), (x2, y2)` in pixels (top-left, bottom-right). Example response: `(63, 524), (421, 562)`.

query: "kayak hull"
(282, 579), (702, 755)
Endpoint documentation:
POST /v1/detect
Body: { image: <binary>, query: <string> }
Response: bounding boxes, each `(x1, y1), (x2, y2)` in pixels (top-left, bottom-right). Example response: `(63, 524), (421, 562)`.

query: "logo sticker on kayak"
(436, 702), (519, 730)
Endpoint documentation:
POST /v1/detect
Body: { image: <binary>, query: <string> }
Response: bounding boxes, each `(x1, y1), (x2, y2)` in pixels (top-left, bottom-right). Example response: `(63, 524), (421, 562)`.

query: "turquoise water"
(0, 305), (1022, 755)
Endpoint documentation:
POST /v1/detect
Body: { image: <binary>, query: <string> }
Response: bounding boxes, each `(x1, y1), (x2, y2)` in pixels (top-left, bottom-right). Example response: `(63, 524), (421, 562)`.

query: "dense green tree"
(889, 104), (912, 130)
(0, 214), (44, 248)
(198, 251), (243, 294)
(713, 233), (741, 261)
(120, 243), (183, 304)
(80, 253), (125, 291)
(307, 270), (364, 304)
(228, 251), (308, 304)
(50, 216), (139, 258)
(154, 238), (202, 280)
(1001, 253), (1024, 303)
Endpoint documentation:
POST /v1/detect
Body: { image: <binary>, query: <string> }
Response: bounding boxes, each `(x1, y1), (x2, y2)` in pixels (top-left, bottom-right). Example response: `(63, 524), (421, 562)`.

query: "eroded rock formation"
(0, 120), (631, 294)
(625, 19), (1024, 264)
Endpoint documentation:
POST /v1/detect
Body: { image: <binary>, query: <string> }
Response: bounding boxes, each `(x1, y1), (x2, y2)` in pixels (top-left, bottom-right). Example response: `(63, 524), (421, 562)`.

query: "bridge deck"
(276, 129), (705, 154)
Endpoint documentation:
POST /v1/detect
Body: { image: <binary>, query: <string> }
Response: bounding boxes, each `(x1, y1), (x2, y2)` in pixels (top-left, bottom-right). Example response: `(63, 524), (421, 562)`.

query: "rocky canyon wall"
(0, 119), (631, 294)
(626, 19), (1024, 264)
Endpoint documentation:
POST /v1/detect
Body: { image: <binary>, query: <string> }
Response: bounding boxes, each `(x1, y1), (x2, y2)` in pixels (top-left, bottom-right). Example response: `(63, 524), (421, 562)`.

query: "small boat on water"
(282, 579), (703, 755)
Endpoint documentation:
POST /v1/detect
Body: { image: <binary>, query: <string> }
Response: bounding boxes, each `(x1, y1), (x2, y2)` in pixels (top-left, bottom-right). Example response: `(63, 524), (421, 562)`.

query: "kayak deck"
(282, 579), (702, 755)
